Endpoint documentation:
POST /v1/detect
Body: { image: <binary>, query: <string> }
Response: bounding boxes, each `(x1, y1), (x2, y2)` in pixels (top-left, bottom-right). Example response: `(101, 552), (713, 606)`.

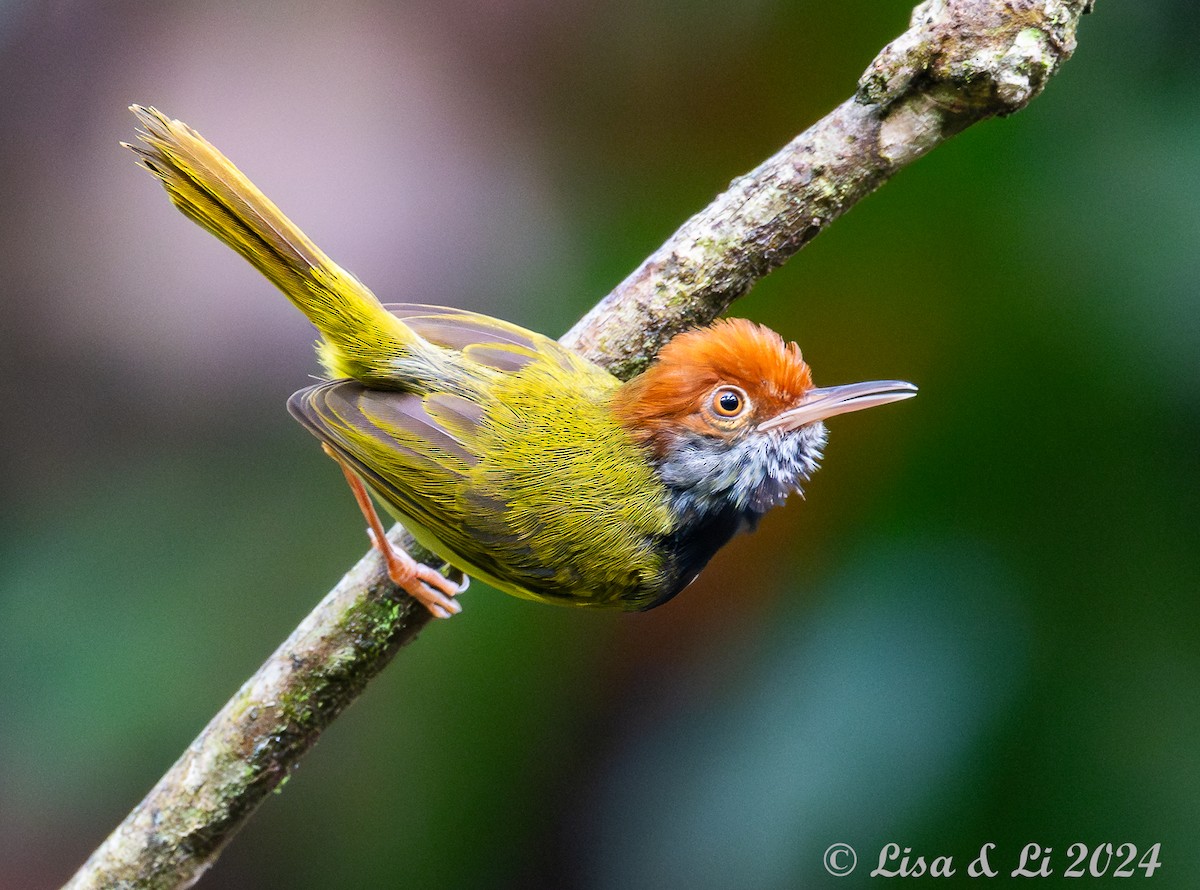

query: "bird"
(126, 105), (916, 619)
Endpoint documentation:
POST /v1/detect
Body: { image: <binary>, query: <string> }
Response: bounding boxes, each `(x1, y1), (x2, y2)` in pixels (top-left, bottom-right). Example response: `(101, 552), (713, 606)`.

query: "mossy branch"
(64, 2), (1092, 887)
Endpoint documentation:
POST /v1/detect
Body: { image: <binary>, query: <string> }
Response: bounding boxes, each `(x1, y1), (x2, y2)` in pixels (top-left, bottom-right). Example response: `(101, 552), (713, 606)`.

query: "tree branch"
(566, 0), (1093, 378)
(64, 2), (1092, 887)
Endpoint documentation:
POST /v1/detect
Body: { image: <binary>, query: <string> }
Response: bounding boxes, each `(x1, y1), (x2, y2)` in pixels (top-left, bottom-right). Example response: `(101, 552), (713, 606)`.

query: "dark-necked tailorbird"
(126, 106), (916, 619)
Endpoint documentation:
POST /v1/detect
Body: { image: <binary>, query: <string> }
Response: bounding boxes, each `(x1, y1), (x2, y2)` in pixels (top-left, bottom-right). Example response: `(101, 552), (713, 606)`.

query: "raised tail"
(126, 105), (431, 385)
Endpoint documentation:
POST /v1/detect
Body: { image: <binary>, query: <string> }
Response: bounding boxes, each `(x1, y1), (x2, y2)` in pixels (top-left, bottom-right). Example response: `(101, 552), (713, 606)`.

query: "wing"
(288, 379), (481, 546)
(384, 303), (606, 379)
(288, 376), (594, 599)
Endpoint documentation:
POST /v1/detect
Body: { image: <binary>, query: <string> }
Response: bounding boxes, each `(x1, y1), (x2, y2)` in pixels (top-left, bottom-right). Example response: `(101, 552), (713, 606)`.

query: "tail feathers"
(126, 105), (421, 383)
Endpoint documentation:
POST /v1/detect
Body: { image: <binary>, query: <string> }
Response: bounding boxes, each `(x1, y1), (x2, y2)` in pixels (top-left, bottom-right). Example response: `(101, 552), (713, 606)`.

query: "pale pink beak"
(757, 380), (918, 432)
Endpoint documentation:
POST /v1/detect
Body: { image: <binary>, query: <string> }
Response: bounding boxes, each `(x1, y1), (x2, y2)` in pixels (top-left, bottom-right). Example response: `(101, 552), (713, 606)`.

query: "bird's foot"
(321, 441), (465, 619)
(367, 527), (464, 619)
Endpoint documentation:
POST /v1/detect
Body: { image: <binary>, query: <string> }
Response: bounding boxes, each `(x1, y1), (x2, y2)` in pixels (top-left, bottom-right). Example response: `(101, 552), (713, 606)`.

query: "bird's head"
(613, 318), (916, 522)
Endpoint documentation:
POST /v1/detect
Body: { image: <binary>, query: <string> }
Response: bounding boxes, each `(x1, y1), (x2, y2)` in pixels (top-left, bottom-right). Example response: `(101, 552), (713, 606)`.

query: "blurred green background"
(1, 1), (1197, 887)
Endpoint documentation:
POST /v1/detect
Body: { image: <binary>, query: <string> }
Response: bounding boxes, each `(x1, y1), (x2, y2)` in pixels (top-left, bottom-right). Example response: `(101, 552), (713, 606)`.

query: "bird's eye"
(712, 386), (747, 418)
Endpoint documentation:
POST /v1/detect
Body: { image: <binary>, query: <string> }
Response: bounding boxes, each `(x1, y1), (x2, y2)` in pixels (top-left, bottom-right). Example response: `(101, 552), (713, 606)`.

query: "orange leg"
(321, 443), (464, 619)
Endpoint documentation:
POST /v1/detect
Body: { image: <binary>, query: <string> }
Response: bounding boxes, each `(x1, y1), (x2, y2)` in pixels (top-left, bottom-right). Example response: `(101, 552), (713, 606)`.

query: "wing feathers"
(382, 302), (591, 375)
(288, 381), (476, 470)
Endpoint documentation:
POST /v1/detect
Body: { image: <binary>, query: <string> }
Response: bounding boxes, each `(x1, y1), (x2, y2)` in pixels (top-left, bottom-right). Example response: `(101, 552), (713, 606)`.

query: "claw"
(365, 528), (464, 618)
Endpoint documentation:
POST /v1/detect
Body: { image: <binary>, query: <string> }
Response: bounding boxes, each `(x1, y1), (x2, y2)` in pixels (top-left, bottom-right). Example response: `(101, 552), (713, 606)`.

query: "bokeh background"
(1, 1), (1197, 887)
